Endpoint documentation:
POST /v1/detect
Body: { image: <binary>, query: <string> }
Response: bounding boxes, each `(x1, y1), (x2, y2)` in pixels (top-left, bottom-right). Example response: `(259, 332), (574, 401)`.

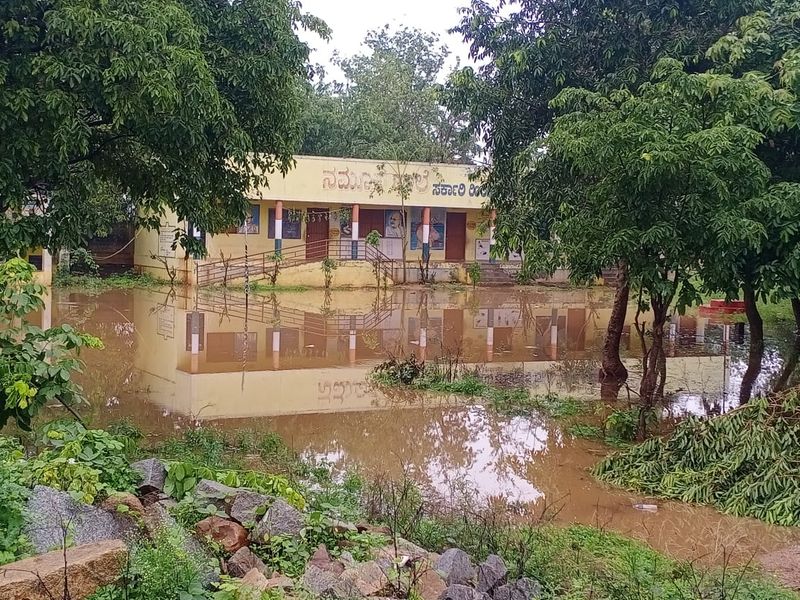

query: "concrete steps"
(478, 263), (519, 286)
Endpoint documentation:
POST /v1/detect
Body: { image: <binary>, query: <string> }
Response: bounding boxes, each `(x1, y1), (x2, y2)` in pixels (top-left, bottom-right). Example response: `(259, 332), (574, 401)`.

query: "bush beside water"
(595, 390), (800, 527)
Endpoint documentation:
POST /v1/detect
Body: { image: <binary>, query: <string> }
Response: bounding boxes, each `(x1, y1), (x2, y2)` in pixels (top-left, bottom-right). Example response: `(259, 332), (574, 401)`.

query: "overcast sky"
(298, 0), (475, 79)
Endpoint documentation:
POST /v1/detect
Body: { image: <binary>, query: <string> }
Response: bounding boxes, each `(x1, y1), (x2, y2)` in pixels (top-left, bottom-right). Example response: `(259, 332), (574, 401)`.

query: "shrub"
(0, 438), (30, 565)
(0, 258), (103, 430)
(595, 390), (800, 526)
(128, 526), (211, 599)
(467, 262), (481, 287)
(27, 421), (140, 502)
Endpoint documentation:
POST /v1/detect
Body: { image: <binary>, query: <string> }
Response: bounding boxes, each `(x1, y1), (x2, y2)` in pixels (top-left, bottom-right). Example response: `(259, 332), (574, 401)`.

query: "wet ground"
(41, 286), (800, 564)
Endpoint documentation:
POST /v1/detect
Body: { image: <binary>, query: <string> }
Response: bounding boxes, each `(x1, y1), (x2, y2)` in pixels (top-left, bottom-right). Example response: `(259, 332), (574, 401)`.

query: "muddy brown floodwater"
(40, 286), (800, 565)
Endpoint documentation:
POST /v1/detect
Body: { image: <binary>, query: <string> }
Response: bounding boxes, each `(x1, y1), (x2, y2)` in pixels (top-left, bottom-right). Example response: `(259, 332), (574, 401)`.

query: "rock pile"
(0, 456), (543, 600)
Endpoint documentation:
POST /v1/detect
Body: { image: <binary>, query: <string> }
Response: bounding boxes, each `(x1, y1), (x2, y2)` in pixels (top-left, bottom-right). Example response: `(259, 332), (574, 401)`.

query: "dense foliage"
(595, 389), (800, 526)
(0, 258), (102, 430)
(302, 26), (476, 163)
(0, 437), (30, 565)
(447, 0), (755, 269)
(0, 0), (325, 257)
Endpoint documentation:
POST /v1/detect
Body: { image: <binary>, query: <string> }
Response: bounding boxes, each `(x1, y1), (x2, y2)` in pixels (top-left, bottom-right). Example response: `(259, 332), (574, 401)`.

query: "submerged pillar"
(351, 204), (360, 259)
(487, 308), (494, 362)
(274, 200), (283, 254)
(422, 207), (431, 264)
(272, 329), (281, 370)
(489, 209), (497, 264)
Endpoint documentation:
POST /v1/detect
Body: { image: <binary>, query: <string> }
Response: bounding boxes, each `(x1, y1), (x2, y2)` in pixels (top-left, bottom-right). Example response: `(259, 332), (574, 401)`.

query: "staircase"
(196, 239), (394, 287)
(478, 263), (520, 286)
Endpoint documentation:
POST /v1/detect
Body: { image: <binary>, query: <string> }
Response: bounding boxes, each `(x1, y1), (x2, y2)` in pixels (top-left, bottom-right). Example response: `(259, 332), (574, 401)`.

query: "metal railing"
(193, 290), (395, 337)
(196, 238), (395, 287)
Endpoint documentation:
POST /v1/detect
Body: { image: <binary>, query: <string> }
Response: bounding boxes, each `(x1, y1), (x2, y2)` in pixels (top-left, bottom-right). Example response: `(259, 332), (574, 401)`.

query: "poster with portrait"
(384, 209), (404, 238)
(410, 208), (445, 250)
(339, 212), (352, 238)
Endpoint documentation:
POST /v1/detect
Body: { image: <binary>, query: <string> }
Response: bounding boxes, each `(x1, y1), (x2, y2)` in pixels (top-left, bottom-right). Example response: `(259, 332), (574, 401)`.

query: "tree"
(546, 59), (796, 434)
(693, 2), (800, 398)
(0, 0), (326, 258)
(0, 258), (102, 430)
(301, 26), (476, 164)
(446, 0), (758, 380)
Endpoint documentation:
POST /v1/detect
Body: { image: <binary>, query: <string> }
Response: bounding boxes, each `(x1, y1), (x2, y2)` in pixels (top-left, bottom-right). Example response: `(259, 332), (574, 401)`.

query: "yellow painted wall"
(132, 156), (510, 285)
(252, 155), (487, 210)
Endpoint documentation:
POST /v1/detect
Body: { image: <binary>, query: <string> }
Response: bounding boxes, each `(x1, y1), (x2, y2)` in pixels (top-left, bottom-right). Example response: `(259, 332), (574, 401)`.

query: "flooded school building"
(133, 155), (534, 287)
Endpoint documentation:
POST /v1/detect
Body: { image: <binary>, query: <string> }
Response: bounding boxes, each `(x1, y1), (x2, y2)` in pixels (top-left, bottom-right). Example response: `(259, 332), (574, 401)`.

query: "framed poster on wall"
(410, 208), (445, 250)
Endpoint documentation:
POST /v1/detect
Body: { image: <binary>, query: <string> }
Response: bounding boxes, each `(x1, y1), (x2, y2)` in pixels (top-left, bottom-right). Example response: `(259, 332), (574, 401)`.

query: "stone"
(194, 479), (237, 510)
(25, 486), (135, 554)
(265, 573), (295, 590)
(340, 550), (358, 568)
(340, 560), (388, 597)
(330, 519), (359, 534)
(374, 537), (431, 570)
(309, 544), (345, 575)
(435, 548), (476, 586)
(100, 492), (145, 518)
(251, 498), (304, 542)
(416, 567), (447, 600)
(229, 489), (273, 527)
(302, 563), (343, 597)
(513, 577), (542, 600)
(195, 516), (249, 553)
(494, 578), (542, 600)
(241, 567), (271, 592)
(357, 523), (392, 536)
(476, 554), (507, 593)
(0, 539), (127, 600)
(130, 458), (167, 493)
(227, 546), (270, 578)
(438, 583), (485, 600)
(140, 490), (169, 508)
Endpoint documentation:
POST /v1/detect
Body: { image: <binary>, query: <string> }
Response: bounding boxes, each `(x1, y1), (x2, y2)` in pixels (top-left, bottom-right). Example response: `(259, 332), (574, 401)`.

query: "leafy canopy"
(446, 0), (760, 267)
(0, 0), (325, 257)
(547, 58), (798, 308)
(302, 26), (476, 163)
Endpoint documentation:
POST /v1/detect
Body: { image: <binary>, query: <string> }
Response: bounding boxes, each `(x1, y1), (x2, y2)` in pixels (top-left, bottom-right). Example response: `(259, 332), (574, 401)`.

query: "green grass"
(154, 427), (302, 476)
(364, 474), (797, 600)
(53, 271), (169, 290)
(516, 525), (796, 600)
(371, 361), (588, 421)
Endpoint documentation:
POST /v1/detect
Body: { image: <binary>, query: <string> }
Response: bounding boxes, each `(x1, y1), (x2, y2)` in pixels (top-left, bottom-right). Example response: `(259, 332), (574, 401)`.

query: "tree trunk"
(772, 334), (800, 393)
(792, 297), (800, 333)
(637, 298), (668, 439)
(740, 285), (764, 404)
(601, 267), (629, 381)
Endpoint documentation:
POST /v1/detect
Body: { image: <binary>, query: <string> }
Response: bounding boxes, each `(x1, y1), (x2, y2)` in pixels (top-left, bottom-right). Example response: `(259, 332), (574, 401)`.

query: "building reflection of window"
(206, 332), (257, 362)
(267, 328), (301, 357)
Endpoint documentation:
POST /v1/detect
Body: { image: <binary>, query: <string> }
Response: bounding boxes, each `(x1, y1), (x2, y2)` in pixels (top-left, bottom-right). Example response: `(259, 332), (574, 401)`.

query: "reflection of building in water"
(75, 287), (733, 420)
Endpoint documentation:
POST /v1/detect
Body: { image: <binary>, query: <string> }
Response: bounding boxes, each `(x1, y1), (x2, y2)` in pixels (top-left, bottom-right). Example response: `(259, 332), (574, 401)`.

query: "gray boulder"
(130, 458), (166, 494)
(194, 479), (237, 510)
(436, 548), (476, 586)
(227, 546), (270, 578)
(302, 563), (343, 597)
(229, 490), (273, 527)
(476, 554), (507, 593)
(493, 578), (542, 600)
(251, 499), (304, 542)
(438, 584), (488, 600)
(24, 486), (135, 554)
